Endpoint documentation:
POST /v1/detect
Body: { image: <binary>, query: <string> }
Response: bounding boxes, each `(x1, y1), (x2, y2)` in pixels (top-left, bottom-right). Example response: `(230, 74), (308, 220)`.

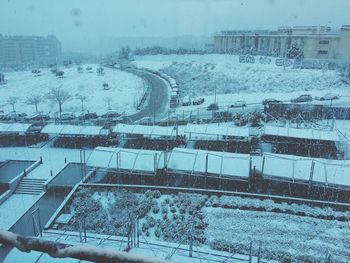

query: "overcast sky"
(1, 0), (349, 53)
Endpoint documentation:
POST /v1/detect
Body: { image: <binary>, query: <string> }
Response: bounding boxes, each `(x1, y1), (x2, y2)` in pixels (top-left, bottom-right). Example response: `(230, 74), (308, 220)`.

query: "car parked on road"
(25, 113), (50, 121)
(100, 111), (120, 119)
(8, 112), (27, 121)
(262, 98), (281, 106)
(230, 100), (247, 108)
(60, 112), (76, 120)
(78, 112), (98, 120)
(193, 97), (205, 105)
(291, 94), (312, 103)
(315, 93), (340, 101)
(0, 113), (11, 121)
(207, 103), (219, 111)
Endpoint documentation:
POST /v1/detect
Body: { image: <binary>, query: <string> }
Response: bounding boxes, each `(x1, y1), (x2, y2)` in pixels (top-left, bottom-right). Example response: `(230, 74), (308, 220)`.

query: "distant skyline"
(1, 0), (349, 53)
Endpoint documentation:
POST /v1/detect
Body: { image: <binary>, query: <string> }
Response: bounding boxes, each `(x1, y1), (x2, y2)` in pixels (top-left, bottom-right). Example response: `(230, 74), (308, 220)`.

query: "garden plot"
(54, 187), (350, 262)
(204, 207), (350, 262)
(0, 64), (145, 115)
(135, 54), (349, 110)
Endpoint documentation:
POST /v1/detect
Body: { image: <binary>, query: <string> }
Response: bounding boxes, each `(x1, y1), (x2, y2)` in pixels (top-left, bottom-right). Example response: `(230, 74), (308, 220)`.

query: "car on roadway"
(100, 111), (120, 119)
(230, 100), (247, 108)
(78, 112), (98, 121)
(207, 103), (219, 111)
(291, 94), (312, 103)
(193, 97), (205, 105)
(315, 93), (340, 101)
(7, 112), (27, 121)
(0, 113), (11, 121)
(25, 113), (50, 121)
(60, 112), (76, 120)
(262, 98), (281, 106)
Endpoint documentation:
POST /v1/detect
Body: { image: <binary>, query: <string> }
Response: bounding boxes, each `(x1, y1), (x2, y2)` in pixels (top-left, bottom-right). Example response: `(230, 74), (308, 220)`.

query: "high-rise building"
(214, 25), (350, 60)
(0, 35), (62, 67)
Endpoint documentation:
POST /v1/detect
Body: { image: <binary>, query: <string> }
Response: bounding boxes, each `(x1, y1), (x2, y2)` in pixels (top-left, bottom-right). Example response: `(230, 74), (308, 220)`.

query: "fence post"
(249, 241), (253, 263)
(205, 153), (209, 187)
(257, 241), (261, 263)
(261, 155), (266, 178)
(308, 160), (315, 193)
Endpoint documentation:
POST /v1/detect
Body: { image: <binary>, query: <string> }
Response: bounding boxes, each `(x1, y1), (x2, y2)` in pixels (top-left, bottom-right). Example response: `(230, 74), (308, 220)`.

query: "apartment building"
(0, 35), (62, 67)
(214, 25), (350, 59)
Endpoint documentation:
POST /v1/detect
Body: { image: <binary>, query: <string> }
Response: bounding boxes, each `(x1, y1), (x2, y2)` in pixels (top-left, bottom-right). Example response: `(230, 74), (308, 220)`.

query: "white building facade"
(0, 35), (62, 67)
(214, 25), (350, 60)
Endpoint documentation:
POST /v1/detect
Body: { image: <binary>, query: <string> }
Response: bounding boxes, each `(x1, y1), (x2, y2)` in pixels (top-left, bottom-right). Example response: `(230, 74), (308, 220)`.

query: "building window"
(318, 50), (328, 54)
(319, 40), (329, 44)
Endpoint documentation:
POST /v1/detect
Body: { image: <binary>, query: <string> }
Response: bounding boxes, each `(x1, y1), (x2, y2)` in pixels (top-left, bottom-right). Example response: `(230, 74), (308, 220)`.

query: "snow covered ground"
(0, 64), (145, 115)
(0, 147), (91, 179)
(134, 54), (350, 112)
(204, 207), (350, 262)
(0, 194), (40, 230)
(0, 147), (90, 230)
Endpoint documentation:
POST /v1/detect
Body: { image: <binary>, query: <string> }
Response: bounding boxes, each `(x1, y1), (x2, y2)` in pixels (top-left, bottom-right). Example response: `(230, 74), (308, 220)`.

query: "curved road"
(125, 68), (169, 122)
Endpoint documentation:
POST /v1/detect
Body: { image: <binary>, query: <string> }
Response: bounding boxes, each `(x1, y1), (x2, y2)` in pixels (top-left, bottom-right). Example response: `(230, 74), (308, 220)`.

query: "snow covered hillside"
(135, 54), (349, 106)
(0, 65), (145, 115)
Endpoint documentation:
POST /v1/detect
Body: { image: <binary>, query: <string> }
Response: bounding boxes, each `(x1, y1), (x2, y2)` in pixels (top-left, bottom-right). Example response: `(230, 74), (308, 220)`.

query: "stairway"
(14, 177), (46, 195)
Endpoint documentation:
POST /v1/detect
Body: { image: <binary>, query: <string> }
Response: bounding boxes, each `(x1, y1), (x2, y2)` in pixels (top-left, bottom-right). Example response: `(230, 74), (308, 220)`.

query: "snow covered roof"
(113, 124), (183, 137)
(87, 147), (164, 172)
(263, 153), (350, 187)
(185, 123), (250, 138)
(263, 125), (339, 142)
(0, 122), (33, 134)
(41, 124), (107, 136)
(167, 147), (251, 178)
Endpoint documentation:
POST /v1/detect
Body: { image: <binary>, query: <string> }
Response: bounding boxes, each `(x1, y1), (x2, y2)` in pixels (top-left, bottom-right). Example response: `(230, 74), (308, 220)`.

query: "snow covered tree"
(119, 46), (131, 60)
(0, 73), (5, 84)
(76, 94), (89, 111)
(26, 94), (43, 112)
(97, 67), (104, 75)
(46, 86), (71, 117)
(7, 96), (18, 112)
(104, 97), (112, 110)
(286, 43), (304, 59)
(56, 70), (65, 78)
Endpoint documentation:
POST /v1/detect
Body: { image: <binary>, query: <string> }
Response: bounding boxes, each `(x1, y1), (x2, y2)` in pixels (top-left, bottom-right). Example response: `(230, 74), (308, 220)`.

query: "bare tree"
(7, 96), (19, 112)
(76, 94), (89, 111)
(46, 86), (71, 117)
(26, 94), (43, 112)
(104, 97), (112, 110)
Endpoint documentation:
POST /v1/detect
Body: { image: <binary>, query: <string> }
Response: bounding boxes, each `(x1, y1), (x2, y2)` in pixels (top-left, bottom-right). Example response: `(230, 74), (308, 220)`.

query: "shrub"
(179, 206), (186, 214)
(153, 190), (161, 199)
(142, 223), (149, 232)
(145, 190), (153, 198)
(155, 228), (161, 238)
(152, 206), (160, 214)
(170, 206), (177, 213)
(147, 216), (156, 227)
(161, 206), (168, 214)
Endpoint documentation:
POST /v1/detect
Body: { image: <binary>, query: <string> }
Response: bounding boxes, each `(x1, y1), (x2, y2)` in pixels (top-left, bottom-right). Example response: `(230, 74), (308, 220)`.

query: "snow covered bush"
(152, 206), (160, 214)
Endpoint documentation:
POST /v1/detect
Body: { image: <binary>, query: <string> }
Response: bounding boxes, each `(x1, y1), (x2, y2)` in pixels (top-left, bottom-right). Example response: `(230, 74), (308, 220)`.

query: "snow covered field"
(0, 65), (145, 115)
(204, 207), (350, 262)
(135, 54), (350, 111)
